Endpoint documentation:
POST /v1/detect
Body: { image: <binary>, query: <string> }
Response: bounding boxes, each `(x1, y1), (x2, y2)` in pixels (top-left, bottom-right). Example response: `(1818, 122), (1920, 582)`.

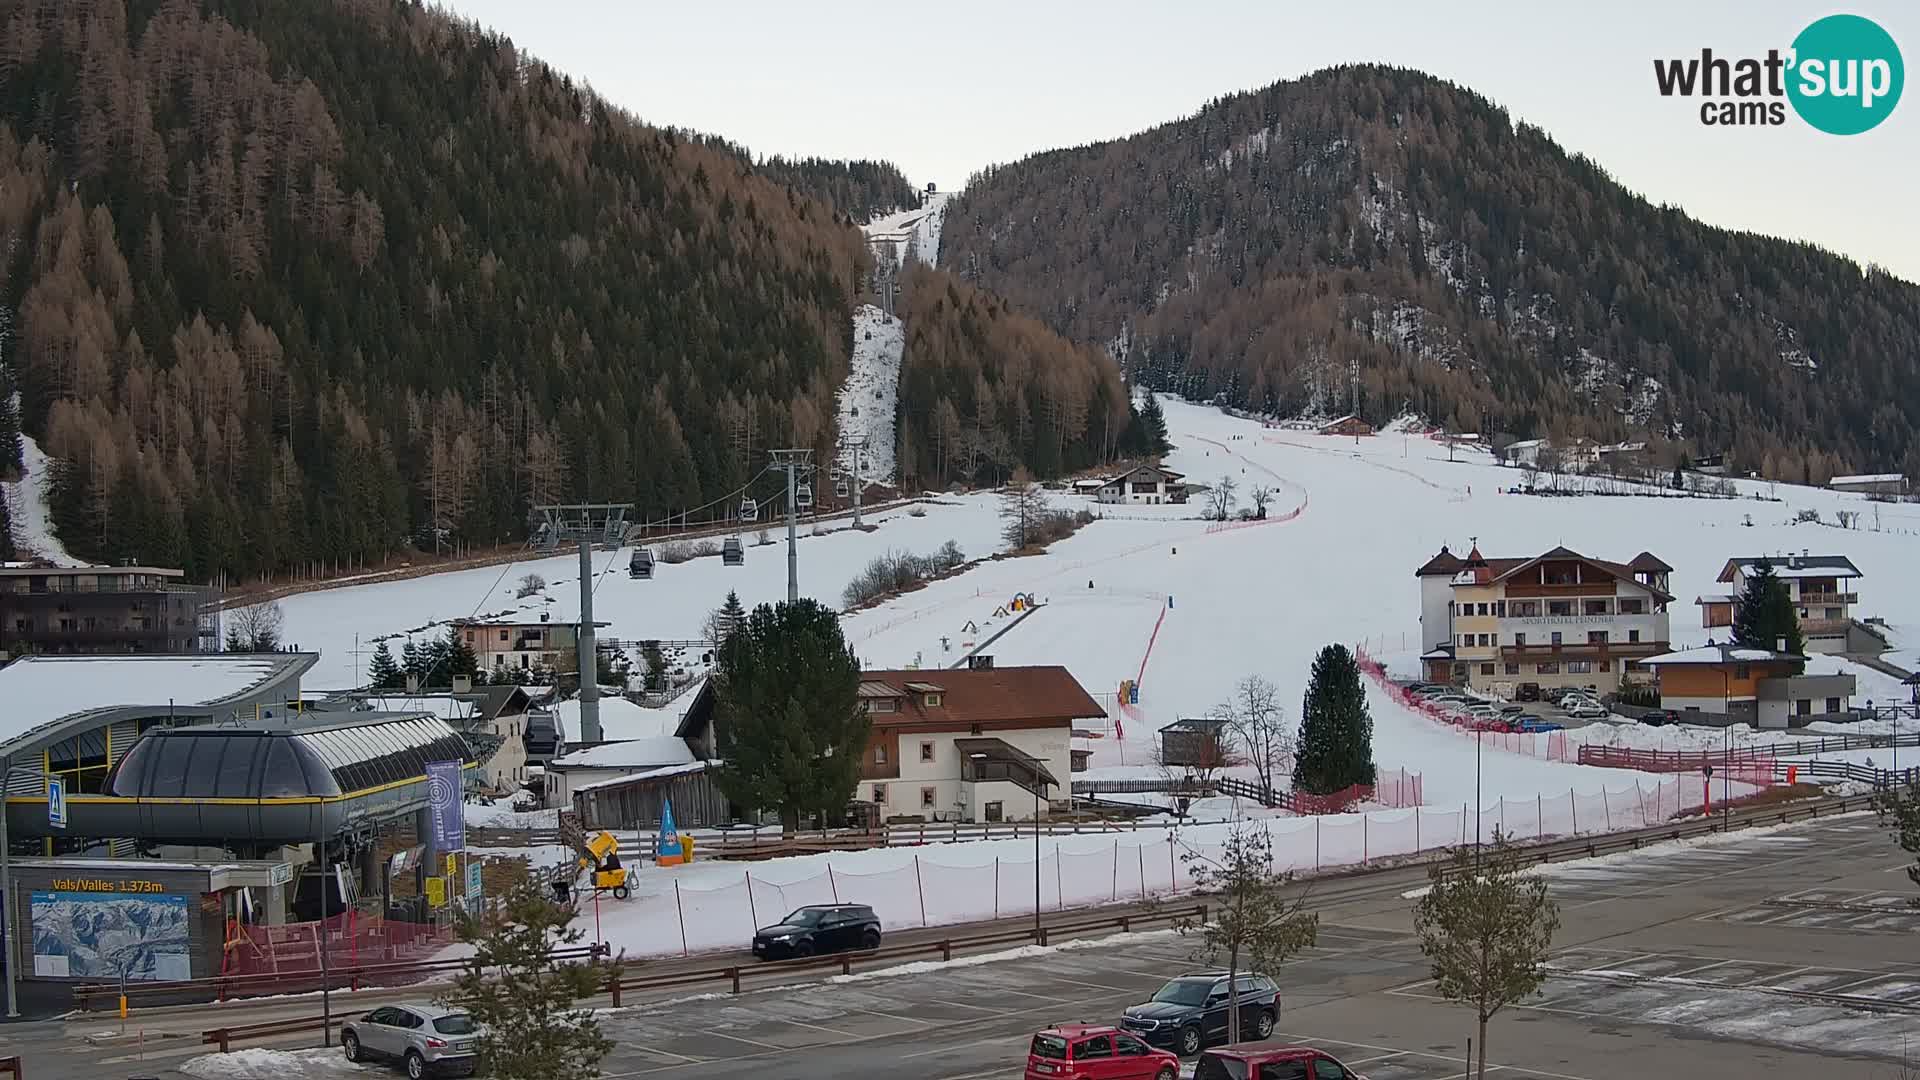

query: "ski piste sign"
(1652, 14), (1904, 134)
(656, 799), (682, 860)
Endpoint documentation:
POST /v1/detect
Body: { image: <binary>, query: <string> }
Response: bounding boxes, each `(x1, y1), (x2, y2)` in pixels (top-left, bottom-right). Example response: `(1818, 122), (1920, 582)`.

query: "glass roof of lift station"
(107, 713), (473, 800)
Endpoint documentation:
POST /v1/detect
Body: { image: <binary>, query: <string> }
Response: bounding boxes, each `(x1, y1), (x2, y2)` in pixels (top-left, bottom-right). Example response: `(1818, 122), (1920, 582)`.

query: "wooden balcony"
(1500, 640), (1669, 659)
(1503, 582), (1619, 598)
(1794, 592), (1857, 606)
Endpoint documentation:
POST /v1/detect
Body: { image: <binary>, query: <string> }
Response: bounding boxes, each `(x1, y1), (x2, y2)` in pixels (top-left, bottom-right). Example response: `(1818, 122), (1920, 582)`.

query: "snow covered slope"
(3, 433), (84, 566)
(837, 304), (903, 485)
(862, 190), (951, 268)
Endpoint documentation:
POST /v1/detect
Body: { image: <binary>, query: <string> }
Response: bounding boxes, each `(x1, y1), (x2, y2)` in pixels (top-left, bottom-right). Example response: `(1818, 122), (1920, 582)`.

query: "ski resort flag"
(426, 759), (465, 852)
(657, 799), (683, 860)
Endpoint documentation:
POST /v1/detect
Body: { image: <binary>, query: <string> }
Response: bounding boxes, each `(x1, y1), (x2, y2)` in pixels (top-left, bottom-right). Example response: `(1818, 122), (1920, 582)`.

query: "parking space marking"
(1273, 1031), (1601, 1080)
(693, 1029), (788, 1050)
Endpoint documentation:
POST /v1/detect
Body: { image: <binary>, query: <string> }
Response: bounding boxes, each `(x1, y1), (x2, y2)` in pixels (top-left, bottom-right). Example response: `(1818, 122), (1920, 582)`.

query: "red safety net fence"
(222, 910), (453, 981)
(1354, 646), (1575, 761)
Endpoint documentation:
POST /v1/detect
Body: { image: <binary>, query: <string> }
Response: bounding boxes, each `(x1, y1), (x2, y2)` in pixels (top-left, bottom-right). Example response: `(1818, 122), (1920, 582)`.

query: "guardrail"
(73, 944), (611, 1012)
(198, 905), (1208, 1052)
(1579, 733), (1920, 773)
(490, 817), (1189, 855)
(1771, 759), (1920, 789)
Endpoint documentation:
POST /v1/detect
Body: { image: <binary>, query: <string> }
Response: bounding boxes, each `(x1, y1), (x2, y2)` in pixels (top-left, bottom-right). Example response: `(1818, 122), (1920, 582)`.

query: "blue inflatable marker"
(657, 799), (683, 860)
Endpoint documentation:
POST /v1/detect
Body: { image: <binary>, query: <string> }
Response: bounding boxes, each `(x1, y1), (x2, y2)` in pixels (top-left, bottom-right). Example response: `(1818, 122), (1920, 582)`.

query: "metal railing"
(1577, 731), (1920, 773)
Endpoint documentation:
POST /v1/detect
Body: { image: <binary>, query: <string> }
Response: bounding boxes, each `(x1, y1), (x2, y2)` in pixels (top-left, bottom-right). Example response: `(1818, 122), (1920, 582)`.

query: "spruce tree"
(717, 590), (746, 641)
(401, 638), (425, 686)
(367, 640), (403, 689)
(1731, 558), (1805, 664)
(1138, 393), (1171, 455)
(445, 625), (480, 682)
(1295, 643), (1376, 795)
(711, 598), (868, 833)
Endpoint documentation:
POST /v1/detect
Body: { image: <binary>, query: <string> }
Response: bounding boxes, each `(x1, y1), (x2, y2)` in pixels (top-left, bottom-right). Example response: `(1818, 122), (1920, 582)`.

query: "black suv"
(751, 904), (881, 960)
(1120, 972), (1280, 1056)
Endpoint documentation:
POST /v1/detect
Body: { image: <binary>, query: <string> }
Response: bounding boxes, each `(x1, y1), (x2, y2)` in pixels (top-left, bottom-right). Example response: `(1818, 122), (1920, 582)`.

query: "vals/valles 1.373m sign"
(1654, 13), (1904, 133)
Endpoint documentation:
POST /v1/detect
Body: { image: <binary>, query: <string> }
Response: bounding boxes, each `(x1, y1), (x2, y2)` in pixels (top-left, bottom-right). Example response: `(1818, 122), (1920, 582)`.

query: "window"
(1796, 698), (1812, 716)
(924, 693), (943, 707)
(498, 629), (508, 642)
(1825, 607), (1841, 619)
(1511, 600), (1540, 617)
(868, 698), (897, 713)
(1584, 599), (1610, 615)
(919, 741), (935, 762)
(1074, 1035), (1113, 1059)
(1477, 603), (1489, 616)
(1548, 600), (1573, 616)
(465, 630), (475, 643)
(1599, 660), (1611, 672)
(1618, 597), (1645, 614)
(1504, 663), (1521, 675)
(1537, 662), (1560, 674)
(1825, 697), (1841, 714)
(1588, 630), (1609, 644)
(1514, 632), (1527, 646)
(1494, 601), (1506, 617)
(1628, 629), (1640, 643)
(1460, 634), (1471, 647)
(1477, 634), (1490, 647)
(920, 786), (937, 808)
(1566, 660), (1592, 674)
(1260, 1063), (1309, 1080)
(871, 783), (887, 802)
(1313, 1060), (1349, 1080)
(1551, 632), (1563, 645)
(1481, 663), (1495, 676)
(984, 800), (1003, 822)
(874, 744), (888, 765)
(1114, 1035), (1150, 1056)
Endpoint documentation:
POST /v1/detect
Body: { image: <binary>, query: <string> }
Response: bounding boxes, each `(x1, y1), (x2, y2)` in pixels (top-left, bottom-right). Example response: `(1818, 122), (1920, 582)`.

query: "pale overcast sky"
(441, 0), (1917, 282)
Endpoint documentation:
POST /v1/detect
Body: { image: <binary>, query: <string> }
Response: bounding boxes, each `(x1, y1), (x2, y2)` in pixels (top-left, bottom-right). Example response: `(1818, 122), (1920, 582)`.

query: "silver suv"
(342, 1001), (480, 1078)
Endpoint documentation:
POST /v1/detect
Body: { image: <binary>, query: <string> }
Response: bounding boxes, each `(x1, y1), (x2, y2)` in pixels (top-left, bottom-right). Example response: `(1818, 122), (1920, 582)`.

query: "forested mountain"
(0, 0), (1119, 583)
(894, 264), (1137, 488)
(754, 157), (922, 221)
(942, 65), (1920, 482)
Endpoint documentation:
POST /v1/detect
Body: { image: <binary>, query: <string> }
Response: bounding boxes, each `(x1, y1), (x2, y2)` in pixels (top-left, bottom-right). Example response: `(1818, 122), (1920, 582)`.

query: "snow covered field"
(837, 305), (904, 485)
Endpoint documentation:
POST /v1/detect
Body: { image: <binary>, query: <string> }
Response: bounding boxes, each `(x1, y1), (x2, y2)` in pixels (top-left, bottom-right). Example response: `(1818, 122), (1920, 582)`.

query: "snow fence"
(597, 774), (1701, 960)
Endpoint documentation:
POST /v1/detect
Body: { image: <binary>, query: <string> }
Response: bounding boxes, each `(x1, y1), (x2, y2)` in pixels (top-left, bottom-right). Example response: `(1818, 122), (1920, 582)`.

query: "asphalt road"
(9, 809), (1916, 1080)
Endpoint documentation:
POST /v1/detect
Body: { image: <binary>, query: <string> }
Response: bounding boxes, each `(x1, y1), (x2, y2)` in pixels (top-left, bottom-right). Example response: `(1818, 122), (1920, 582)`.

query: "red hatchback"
(1195, 1046), (1368, 1080)
(1026, 1024), (1181, 1080)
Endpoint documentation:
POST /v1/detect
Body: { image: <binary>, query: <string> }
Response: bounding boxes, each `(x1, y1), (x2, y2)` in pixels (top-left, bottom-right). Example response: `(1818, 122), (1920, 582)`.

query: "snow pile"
(465, 796), (555, 829)
(837, 304), (903, 485)
(3, 432), (85, 566)
(179, 1046), (363, 1079)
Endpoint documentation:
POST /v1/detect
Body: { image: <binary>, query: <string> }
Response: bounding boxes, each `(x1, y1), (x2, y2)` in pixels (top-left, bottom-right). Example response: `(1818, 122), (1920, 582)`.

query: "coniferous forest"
(0, 0), (1123, 582)
(942, 65), (1920, 483)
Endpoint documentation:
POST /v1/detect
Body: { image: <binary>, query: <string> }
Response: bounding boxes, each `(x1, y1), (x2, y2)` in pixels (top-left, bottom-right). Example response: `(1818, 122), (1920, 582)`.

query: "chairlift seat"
(739, 497), (759, 521)
(795, 483), (814, 510)
(722, 537), (745, 566)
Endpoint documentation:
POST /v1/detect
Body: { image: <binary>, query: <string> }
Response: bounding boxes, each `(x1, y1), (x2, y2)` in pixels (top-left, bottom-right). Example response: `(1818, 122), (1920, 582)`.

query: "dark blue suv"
(1120, 972), (1280, 1056)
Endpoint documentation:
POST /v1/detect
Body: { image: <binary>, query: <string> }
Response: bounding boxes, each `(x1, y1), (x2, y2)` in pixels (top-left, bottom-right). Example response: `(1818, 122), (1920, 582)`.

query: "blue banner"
(426, 759), (465, 852)
(657, 799), (682, 859)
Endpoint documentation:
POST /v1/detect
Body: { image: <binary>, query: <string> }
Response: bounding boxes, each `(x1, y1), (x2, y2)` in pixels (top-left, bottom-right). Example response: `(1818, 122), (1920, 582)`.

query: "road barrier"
(72, 944), (610, 1012)
(203, 1016), (340, 1054)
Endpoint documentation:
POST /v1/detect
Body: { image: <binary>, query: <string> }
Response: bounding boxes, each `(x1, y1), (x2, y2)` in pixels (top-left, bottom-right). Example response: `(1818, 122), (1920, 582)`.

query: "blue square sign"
(46, 777), (66, 830)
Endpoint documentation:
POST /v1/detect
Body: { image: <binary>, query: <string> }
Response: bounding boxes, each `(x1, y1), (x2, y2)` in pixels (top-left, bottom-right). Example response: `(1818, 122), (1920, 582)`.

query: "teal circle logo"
(1787, 14), (1904, 134)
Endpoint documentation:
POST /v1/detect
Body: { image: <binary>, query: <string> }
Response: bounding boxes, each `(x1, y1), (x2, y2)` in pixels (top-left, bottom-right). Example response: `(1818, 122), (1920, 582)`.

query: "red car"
(1025, 1024), (1181, 1080)
(1194, 1046), (1367, 1080)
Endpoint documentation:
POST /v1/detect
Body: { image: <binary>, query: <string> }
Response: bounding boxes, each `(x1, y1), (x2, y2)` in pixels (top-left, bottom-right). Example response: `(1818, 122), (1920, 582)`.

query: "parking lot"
(11, 811), (1914, 1080)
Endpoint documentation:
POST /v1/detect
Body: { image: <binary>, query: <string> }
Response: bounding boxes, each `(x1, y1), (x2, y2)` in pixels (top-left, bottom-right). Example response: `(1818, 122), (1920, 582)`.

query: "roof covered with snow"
(1717, 555), (1862, 581)
(573, 760), (710, 792)
(550, 736), (697, 770)
(552, 694), (684, 742)
(1641, 645), (1804, 666)
(1829, 473), (1906, 486)
(0, 653), (317, 757)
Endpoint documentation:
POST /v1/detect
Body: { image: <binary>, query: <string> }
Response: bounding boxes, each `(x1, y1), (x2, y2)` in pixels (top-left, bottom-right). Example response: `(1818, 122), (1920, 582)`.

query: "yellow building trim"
(4, 767), (472, 808)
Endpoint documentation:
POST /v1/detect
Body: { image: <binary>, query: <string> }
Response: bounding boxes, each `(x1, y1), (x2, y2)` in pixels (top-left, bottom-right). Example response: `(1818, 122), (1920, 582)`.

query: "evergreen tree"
(401, 638), (426, 686)
(1137, 393), (1171, 456)
(445, 625), (480, 682)
(1731, 558), (1805, 665)
(717, 590), (746, 641)
(1295, 643), (1376, 795)
(640, 640), (667, 692)
(1413, 830), (1560, 1080)
(367, 640), (403, 689)
(445, 877), (618, 1080)
(711, 599), (868, 833)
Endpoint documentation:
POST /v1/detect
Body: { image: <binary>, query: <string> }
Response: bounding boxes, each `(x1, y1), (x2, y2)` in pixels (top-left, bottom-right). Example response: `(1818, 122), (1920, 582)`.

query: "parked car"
(751, 903), (882, 960)
(342, 1003), (479, 1078)
(1498, 703), (1525, 715)
(1641, 709), (1679, 726)
(1516, 682), (1542, 702)
(1194, 1046), (1368, 1080)
(1565, 702), (1609, 720)
(1120, 972), (1281, 1056)
(1026, 1024), (1180, 1080)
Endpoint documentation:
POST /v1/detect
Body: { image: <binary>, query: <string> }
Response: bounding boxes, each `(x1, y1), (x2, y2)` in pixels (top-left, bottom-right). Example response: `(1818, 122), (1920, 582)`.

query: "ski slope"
(837, 304), (903, 485)
(3, 432), (85, 566)
(862, 191), (951, 268)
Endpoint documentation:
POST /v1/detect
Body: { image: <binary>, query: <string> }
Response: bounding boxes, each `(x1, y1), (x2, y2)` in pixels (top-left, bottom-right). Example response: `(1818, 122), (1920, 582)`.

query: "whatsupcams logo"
(1653, 14), (1904, 133)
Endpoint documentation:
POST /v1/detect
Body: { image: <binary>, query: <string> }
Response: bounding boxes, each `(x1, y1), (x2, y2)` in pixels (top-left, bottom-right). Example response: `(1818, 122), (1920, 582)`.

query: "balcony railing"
(1500, 640), (1669, 658)
(0, 581), (208, 596)
(1794, 592), (1857, 606)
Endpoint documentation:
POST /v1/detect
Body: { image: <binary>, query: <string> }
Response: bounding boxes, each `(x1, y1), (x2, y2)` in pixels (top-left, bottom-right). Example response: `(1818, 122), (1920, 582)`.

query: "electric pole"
(577, 538), (600, 742)
(850, 434), (867, 528)
(770, 449), (814, 603)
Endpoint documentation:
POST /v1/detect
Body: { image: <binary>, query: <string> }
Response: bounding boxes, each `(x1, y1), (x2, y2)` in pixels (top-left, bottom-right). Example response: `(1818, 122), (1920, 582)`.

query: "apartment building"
(853, 664), (1102, 824)
(1696, 553), (1862, 654)
(453, 615), (609, 673)
(1417, 545), (1672, 693)
(1097, 465), (1187, 505)
(0, 563), (216, 656)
